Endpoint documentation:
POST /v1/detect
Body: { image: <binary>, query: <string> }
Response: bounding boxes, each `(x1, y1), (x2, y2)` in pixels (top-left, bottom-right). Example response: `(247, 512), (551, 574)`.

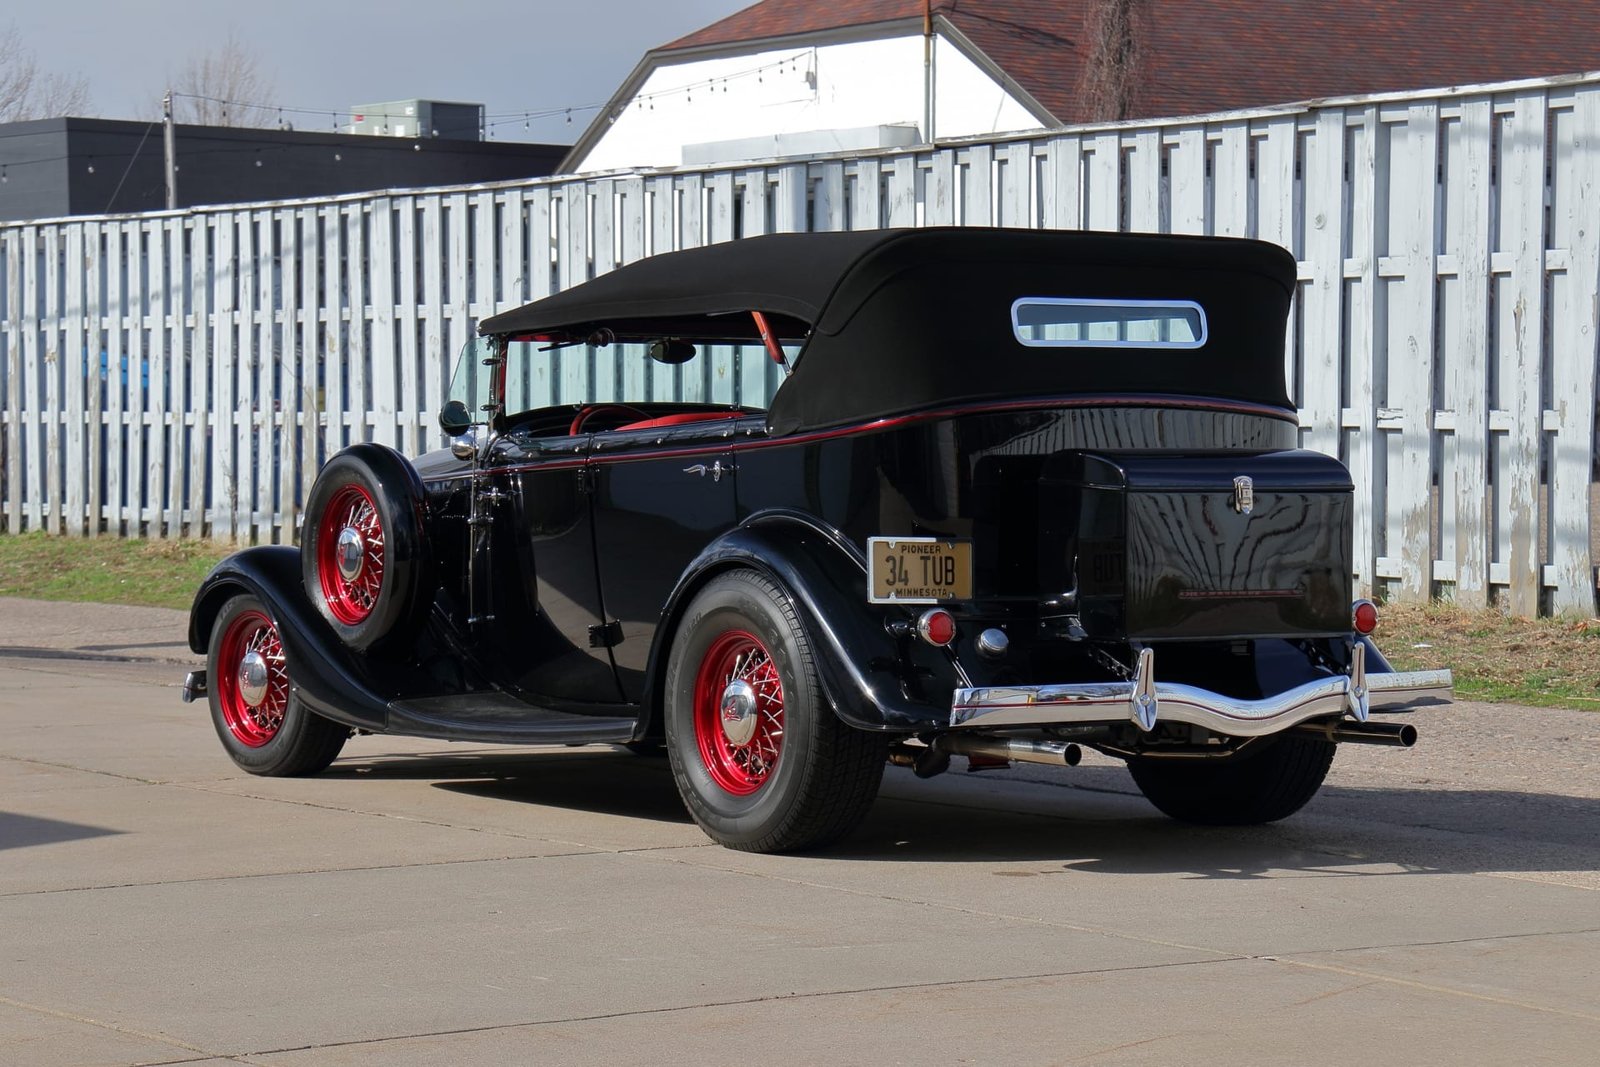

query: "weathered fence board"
(3, 72), (1600, 615)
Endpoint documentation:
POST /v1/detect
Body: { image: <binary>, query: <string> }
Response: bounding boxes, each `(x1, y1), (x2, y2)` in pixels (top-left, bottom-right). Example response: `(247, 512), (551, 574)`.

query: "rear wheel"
(207, 595), (347, 777)
(1127, 735), (1335, 825)
(664, 570), (885, 852)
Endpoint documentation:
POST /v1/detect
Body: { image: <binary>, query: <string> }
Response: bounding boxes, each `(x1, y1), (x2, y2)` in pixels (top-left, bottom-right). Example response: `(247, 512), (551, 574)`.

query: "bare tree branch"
(170, 32), (277, 127)
(1081, 0), (1145, 123)
(0, 22), (91, 121)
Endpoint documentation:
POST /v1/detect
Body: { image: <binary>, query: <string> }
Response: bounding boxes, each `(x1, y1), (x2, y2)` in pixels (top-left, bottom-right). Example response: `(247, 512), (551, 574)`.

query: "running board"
(387, 692), (638, 745)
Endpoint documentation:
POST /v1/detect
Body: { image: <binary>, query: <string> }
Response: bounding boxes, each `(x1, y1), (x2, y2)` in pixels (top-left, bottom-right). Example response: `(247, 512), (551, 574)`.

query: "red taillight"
(917, 608), (957, 646)
(1352, 599), (1379, 635)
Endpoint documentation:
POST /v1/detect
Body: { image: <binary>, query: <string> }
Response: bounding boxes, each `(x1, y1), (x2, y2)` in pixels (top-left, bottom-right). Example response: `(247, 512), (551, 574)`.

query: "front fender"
(188, 546), (390, 731)
(642, 514), (956, 735)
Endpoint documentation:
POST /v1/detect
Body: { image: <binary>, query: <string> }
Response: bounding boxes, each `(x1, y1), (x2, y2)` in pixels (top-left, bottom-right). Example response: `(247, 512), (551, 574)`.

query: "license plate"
(868, 537), (973, 604)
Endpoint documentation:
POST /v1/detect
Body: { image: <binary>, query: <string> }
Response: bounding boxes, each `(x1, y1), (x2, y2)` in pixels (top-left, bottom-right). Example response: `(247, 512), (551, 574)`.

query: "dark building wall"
(1, 118), (568, 222)
(0, 121), (74, 220)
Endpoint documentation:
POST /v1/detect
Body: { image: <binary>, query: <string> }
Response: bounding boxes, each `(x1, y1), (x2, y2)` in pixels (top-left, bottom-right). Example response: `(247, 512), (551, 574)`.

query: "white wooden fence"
(2, 72), (1599, 616)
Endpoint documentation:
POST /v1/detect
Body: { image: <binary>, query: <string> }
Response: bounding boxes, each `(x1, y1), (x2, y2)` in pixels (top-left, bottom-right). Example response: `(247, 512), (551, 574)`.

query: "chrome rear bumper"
(950, 644), (1452, 738)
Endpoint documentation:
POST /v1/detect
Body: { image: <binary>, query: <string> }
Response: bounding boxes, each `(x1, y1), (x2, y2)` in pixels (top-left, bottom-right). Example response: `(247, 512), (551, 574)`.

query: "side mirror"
(438, 399), (472, 437)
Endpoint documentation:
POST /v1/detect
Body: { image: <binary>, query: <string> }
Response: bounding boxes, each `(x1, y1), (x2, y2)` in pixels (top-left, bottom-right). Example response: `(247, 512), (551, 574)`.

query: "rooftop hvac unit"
(349, 100), (484, 140)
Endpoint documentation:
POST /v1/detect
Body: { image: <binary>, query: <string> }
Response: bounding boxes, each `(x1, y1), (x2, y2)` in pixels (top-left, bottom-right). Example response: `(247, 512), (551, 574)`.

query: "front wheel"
(207, 594), (348, 777)
(1126, 734), (1335, 825)
(664, 570), (886, 852)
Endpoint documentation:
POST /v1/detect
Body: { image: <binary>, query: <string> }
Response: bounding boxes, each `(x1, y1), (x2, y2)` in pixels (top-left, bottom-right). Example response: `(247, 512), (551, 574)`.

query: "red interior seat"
(618, 411), (744, 431)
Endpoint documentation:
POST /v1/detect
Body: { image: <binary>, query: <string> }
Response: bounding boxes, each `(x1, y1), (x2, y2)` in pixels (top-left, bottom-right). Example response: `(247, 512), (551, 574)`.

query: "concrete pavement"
(0, 597), (1598, 1065)
(0, 597), (193, 665)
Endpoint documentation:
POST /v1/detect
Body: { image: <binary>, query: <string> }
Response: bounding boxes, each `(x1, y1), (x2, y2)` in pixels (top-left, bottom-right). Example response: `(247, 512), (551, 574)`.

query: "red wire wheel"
(315, 484), (386, 626)
(692, 630), (785, 796)
(214, 609), (289, 748)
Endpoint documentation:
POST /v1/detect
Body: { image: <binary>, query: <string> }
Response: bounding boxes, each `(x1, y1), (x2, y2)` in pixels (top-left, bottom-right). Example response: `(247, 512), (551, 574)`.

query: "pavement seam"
(224, 956), (1248, 1058)
(1285, 924), (1600, 957)
(174, 779), (552, 842)
(646, 849), (1235, 958)
(642, 850), (1600, 967)
(0, 992), (233, 1062)
(1268, 955), (1600, 1025)
(0, 752), (168, 785)
(0, 850), (607, 899)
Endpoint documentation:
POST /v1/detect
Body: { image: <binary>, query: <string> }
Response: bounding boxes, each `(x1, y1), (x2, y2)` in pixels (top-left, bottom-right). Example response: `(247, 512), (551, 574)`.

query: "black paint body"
(188, 228), (1367, 746)
(191, 396), (1354, 741)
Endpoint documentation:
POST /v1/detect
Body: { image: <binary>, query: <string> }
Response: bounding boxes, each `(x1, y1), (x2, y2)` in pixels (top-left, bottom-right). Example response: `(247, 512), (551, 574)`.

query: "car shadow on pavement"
(319, 748), (1600, 877)
(322, 747), (695, 824)
(829, 768), (1600, 879)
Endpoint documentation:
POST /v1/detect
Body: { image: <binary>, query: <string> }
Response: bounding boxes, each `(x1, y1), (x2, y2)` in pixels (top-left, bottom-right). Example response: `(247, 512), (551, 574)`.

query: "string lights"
(167, 90), (608, 137)
(160, 47), (817, 139)
(621, 49), (815, 118)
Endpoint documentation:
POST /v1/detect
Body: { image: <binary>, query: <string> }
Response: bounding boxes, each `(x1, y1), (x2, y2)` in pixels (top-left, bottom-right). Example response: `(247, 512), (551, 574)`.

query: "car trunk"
(1038, 450), (1354, 640)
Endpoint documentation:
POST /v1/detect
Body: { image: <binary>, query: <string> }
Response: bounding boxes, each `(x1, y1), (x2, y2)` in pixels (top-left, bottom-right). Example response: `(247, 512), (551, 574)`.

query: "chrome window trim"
(1010, 297), (1209, 350)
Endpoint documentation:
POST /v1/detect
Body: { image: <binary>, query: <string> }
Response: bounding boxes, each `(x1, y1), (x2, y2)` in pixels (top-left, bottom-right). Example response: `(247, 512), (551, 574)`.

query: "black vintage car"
(184, 228), (1452, 853)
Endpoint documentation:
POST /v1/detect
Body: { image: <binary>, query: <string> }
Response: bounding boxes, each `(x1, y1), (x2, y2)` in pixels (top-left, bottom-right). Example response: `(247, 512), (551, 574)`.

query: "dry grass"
(0, 532), (229, 611)
(1379, 601), (1600, 710)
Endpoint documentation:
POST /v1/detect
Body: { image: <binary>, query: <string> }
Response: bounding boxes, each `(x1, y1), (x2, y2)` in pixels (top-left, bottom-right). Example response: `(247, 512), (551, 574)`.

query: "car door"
(588, 430), (739, 702)
(472, 432), (625, 706)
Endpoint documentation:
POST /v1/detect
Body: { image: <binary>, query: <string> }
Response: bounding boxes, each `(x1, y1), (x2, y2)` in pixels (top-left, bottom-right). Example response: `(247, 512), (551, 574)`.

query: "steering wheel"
(569, 403), (651, 436)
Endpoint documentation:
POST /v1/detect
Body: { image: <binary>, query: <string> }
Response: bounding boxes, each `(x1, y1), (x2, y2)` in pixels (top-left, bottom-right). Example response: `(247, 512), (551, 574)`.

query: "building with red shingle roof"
(563, 0), (1600, 173)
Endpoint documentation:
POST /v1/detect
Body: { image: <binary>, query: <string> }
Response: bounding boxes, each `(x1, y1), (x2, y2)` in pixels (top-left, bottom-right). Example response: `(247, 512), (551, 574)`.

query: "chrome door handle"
(683, 461), (728, 482)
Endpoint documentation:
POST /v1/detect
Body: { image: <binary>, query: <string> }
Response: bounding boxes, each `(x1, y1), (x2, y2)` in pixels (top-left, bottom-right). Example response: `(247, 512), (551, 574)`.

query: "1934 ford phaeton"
(184, 227), (1452, 853)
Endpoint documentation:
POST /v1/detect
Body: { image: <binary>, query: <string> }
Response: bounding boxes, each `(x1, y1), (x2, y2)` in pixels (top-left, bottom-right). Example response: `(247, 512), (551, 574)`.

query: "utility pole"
(162, 90), (178, 210)
(923, 0), (936, 143)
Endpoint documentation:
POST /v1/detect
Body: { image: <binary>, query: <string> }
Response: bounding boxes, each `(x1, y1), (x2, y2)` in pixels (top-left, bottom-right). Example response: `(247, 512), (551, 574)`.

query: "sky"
(11, 0), (754, 142)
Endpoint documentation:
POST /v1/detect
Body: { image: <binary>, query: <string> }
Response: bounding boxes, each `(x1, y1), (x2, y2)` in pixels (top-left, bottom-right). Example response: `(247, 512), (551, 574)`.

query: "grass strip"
(1378, 601), (1600, 711)
(0, 531), (230, 611)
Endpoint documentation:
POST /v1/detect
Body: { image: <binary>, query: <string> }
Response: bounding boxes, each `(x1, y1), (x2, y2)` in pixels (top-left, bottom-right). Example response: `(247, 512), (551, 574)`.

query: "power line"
(168, 90), (605, 136)
(104, 120), (156, 213)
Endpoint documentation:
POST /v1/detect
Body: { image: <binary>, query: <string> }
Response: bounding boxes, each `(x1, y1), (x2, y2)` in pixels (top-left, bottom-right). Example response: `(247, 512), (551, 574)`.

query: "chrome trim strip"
(950, 668), (1453, 738)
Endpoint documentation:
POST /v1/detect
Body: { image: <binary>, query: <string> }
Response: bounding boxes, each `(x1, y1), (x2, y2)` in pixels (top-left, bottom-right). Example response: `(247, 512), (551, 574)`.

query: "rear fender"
(188, 546), (390, 731)
(640, 513), (955, 738)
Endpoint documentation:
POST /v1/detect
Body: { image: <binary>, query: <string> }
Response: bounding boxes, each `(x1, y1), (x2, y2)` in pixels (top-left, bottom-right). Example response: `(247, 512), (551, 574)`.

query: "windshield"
(446, 338), (497, 424)
(501, 338), (802, 418)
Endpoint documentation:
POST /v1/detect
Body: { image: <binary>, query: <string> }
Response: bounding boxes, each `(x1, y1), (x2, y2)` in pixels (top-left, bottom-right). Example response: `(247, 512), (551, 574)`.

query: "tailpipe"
(938, 735), (1082, 768)
(1294, 720), (1418, 747)
(889, 736), (1083, 778)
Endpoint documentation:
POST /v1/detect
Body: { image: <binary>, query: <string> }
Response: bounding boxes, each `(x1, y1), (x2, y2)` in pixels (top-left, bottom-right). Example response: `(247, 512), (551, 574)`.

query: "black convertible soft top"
(478, 230), (886, 341)
(478, 228), (1300, 434)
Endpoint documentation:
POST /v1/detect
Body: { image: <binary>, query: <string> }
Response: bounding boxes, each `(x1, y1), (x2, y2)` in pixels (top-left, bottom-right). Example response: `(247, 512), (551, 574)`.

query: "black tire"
(301, 443), (429, 652)
(206, 594), (348, 776)
(1127, 735), (1335, 825)
(664, 570), (886, 852)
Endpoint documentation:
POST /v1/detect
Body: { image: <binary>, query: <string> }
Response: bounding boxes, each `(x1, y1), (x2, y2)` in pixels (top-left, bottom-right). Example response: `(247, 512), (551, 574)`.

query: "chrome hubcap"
(335, 526), (365, 582)
(719, 678), (758, 746)
(238, 650), (269, 708)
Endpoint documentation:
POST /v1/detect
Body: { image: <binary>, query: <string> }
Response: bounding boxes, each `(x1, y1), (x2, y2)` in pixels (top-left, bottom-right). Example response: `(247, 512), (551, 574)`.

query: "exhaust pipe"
(888, 736), (1083, 778)
(1294, 720), (1418, 747)
(937, 735), (1083, 768)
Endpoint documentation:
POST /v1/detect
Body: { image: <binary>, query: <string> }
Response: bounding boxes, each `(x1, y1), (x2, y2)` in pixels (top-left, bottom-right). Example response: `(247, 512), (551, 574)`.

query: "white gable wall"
(573, 34), (1045, 173)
